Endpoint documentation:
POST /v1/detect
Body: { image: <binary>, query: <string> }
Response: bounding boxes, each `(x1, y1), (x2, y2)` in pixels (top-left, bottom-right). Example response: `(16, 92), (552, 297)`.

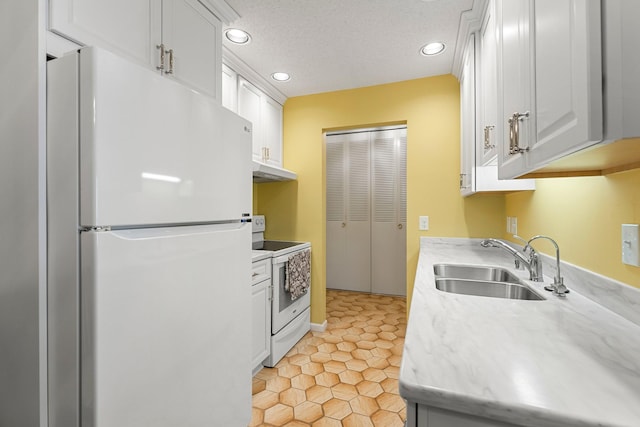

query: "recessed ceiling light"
(420, 42), (446, 56)
(271, 72), (291, 82)
(225, 28), (251, 45)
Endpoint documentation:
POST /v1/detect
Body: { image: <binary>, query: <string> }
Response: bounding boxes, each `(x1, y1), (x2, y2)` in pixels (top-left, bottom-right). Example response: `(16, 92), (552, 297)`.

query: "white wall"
(0, 0), (46, 425)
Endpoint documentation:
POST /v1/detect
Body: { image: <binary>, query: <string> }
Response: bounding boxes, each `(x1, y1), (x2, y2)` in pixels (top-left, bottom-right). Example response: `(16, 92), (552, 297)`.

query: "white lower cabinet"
(251, 258), (271, 373)
(407, 403), (522, 427)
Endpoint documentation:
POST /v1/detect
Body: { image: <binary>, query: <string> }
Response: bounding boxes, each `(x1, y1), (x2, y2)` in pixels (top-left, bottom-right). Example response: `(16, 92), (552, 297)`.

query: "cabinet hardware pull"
(397, 224), (403, 230)
(165, 48), (174, 74)
(156, 44), (165, 71)
(508, 112), (530, 155)
(484, 125), (495, 149)
(341, 222), (346, 228)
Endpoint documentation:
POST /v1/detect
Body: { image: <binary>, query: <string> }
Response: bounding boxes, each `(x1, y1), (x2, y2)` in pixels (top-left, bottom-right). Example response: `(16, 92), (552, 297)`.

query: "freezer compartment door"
(76, 47), (251, 227)
(80, 223), (251, 427)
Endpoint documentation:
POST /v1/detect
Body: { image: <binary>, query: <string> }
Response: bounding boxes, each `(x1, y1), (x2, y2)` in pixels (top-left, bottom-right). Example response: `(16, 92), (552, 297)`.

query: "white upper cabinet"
(49, 0), (222, 101)
(49, 0), (154, 64)
(262, 96), (283, 167)
(497, 0), (603, 179)
(478, 0), (498, 164)
(458, 1), (535, 197)
(158, 0), (222, 100)
(237, 77), (284, 167)
(459, 34), (476, 197)
(221, 64), (238, 111)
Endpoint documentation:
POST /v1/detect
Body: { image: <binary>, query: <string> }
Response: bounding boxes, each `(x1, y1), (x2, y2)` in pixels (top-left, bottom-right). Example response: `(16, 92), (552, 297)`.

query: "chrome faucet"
(480, 238), (543, 282)
(525, 235), (569, 297)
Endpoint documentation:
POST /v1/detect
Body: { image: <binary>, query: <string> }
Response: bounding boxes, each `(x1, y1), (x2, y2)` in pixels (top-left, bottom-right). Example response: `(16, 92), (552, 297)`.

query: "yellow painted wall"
(505, 168), (640, 288)
(256, 75), (506, 324)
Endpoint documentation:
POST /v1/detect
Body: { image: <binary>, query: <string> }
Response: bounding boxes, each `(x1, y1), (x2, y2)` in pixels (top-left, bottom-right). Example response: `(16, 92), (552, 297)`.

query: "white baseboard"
(310, 320), (327, 332)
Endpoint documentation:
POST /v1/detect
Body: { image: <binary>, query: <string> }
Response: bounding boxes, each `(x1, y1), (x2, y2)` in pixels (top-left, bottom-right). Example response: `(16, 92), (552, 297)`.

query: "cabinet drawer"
(251, 258), (271, 285)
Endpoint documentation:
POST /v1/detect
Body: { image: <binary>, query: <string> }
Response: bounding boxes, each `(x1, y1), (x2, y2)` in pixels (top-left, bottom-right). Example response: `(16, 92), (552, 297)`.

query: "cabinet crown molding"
(452, 0), (487, 79)
(223, 46), (288, 105)
(200, 0), (240, 25)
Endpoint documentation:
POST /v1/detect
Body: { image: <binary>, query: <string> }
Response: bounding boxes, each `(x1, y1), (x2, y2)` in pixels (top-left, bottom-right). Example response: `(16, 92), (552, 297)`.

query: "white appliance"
(47, 47), (252, 427)
(252, 215), (311, 367)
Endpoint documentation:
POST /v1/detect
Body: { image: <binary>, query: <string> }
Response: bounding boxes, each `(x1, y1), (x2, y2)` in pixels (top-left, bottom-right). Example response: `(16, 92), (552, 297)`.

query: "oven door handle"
(272, 248), (310, 265)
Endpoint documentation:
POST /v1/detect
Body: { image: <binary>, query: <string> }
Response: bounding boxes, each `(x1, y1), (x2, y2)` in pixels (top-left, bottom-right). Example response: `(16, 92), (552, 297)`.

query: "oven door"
(271, 252), (311, 334)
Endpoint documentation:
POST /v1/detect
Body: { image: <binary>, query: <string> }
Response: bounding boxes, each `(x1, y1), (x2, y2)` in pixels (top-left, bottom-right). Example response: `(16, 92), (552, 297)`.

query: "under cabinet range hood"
(252, 161), (297, 182)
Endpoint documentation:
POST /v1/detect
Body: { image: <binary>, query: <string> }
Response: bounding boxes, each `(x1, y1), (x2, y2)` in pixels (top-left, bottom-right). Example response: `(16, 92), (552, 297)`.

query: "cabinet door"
(459, 34), (476, 196)
(479, 0), (498, 164)
(527, 0), (602, 169)
(497, 0), (532, 179)
(237, 77), (263, 161)
(498, 0), (602, 179)
(161, 0), (222, 100)
(262, 96), (283, 167)
(251, 279), (271, 370)
(222, 64), (238, 112)
(49, 0), (156, 66)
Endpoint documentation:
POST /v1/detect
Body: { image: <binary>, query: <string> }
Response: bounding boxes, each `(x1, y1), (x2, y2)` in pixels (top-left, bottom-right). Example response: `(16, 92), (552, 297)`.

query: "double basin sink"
(434, 264), (545, 301)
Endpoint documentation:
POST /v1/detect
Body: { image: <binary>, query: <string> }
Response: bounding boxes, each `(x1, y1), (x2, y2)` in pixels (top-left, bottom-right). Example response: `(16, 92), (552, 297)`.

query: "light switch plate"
(419, 216), (429, 231)
(622, 224), (640, 266)
(510, 217), (518, 236)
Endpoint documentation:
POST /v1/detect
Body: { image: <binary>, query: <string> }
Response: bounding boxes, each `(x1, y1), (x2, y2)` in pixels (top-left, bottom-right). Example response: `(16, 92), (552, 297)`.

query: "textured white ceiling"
(223, 0), (475, 98)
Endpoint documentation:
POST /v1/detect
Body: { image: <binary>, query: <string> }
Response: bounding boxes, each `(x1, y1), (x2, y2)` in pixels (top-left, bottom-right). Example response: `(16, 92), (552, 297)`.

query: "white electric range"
(252, 215), (311, 367)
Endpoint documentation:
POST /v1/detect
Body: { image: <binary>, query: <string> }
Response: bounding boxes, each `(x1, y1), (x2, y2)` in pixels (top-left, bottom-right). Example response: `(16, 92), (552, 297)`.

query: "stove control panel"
(253, 215), (265, 233)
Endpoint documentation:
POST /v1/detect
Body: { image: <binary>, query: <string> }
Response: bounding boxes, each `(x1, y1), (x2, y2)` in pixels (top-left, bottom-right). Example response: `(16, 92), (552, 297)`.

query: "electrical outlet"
(419, 216), (429, 231)
(510, 217), (518, 235)
(506, 217), (512, 233)
(622, 224), (640, 266)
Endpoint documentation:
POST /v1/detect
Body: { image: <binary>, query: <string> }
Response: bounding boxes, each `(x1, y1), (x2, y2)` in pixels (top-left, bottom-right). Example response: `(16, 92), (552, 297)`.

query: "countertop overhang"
(400, 237), (640, 427)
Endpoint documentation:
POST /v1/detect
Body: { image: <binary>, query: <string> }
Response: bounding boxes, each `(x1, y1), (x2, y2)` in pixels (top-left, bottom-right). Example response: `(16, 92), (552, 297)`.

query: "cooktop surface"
(254, 240), (306, 251)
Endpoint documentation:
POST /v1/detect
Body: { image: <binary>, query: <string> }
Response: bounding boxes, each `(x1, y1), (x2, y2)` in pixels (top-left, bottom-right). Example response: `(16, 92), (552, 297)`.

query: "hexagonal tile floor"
(250, 289), (407, 427)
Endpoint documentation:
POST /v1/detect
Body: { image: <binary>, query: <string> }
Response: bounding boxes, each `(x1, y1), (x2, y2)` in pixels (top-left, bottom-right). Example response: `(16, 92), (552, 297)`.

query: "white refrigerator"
(47, 47), (252, 427)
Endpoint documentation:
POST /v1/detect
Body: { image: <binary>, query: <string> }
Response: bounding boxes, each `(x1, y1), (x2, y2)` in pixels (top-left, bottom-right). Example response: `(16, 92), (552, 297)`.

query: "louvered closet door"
(326, 133), (371, 293)
(371, 129), (406, 296)
(326, 128), (406, 296)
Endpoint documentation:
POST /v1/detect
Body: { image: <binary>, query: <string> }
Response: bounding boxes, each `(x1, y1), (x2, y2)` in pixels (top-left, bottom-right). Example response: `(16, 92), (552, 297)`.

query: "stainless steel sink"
(433, 264), (545, 301)
(435, 278), (544, 300)
(433, 264), (522, 284)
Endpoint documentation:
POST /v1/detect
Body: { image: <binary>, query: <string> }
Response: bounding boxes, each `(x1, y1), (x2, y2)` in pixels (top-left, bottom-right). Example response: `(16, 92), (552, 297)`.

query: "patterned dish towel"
(285, 249), (311, 301)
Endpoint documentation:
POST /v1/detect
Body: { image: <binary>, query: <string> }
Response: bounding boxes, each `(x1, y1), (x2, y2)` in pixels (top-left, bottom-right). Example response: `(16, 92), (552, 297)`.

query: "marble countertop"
(399, 237), (640, 427)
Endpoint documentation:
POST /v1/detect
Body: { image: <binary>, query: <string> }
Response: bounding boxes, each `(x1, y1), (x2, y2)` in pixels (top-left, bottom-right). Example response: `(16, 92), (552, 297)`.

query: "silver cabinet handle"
(459, 173), (470, 189)
(508, 112), (529, 155)
(156, 44), (165, 71)
(397, 224), (403, 230)
(483, 125), (495, 149)
(165, 48), (174, 75)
